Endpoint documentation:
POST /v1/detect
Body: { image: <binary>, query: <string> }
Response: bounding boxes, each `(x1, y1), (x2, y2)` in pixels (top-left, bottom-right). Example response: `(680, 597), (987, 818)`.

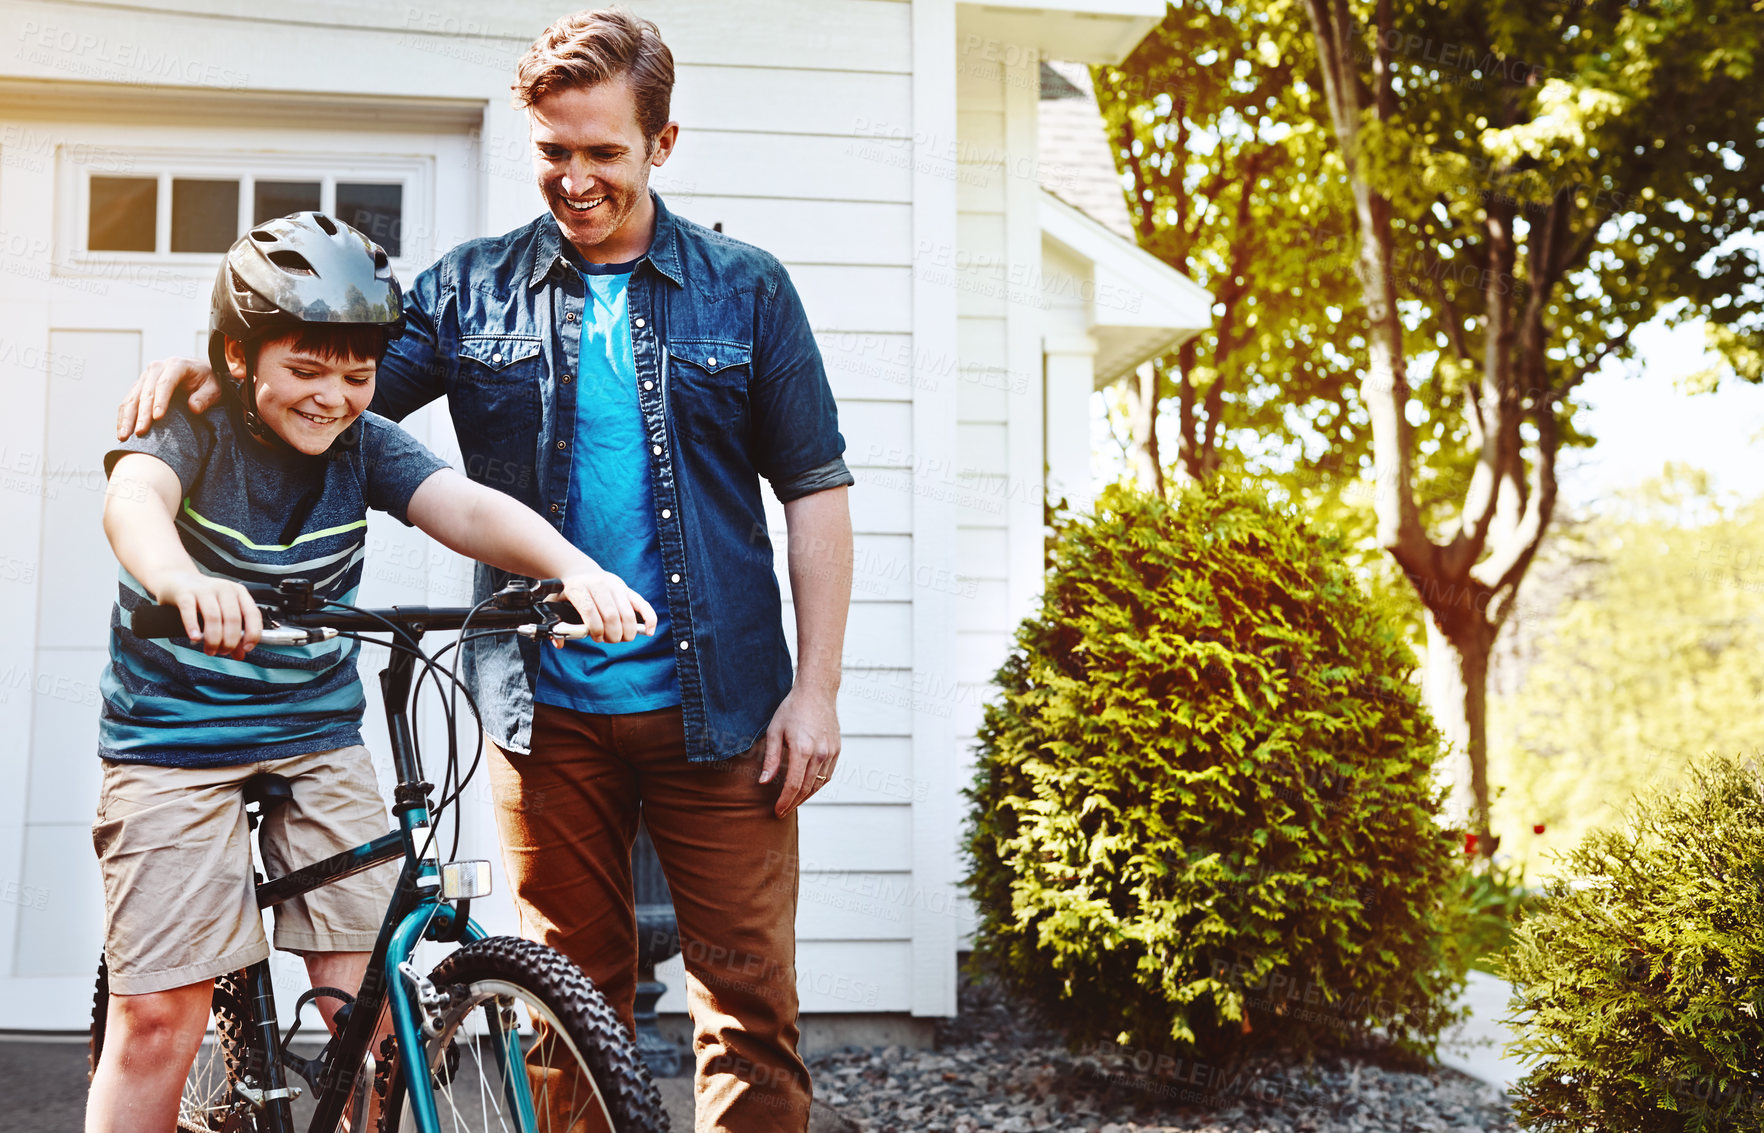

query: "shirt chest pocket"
(667, 340), (751, 443)
(456, 335), (544, 446)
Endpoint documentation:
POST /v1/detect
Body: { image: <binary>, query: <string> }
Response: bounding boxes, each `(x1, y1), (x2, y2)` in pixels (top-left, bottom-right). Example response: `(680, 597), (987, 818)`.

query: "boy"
(86, 211), (655, 1133)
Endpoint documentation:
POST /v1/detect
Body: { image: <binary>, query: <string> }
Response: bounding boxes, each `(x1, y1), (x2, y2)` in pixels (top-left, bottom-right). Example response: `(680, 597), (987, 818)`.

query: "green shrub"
(1505, 756), (1764, 1132)
(964, 482), (1469, 1061)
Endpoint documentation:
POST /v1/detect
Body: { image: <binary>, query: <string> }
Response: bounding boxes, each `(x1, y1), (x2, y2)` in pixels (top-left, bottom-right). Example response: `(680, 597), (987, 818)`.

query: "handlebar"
(129, 579), (589, 645)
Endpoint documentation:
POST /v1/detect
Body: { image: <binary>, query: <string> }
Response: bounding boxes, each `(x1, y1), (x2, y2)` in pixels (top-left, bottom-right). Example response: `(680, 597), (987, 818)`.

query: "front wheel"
(378, 936), (667, 1133)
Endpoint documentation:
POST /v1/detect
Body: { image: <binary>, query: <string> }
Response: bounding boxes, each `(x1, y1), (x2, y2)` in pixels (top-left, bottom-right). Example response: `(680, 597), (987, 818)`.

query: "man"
(118, 10), (852, 1130)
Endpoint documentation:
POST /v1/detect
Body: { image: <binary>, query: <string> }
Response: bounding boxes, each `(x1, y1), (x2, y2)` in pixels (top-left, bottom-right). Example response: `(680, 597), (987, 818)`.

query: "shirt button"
(660, 508), (671, 519)
(670, 573), (681, 584)
(566, 313), (576, 322)
(678, 640), (690, 651)
(562, 374), (572, 383)
(652, 444), (662, 456)
(634, 317), (646, 328)
(642, 380), (654, 391)
(491, 352), (502, 363)
(549, 503), (559, 513)
(556, 441), (567, 450)
(707, 356), (717, 367)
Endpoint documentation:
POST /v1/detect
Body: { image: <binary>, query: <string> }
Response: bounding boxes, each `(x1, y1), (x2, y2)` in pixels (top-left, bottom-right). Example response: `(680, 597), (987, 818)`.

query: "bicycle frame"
(238, 628), (539, 1133)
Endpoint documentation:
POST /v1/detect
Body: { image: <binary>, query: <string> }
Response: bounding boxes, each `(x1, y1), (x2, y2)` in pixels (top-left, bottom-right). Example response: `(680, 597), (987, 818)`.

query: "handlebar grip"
(130, 605), (193, 639)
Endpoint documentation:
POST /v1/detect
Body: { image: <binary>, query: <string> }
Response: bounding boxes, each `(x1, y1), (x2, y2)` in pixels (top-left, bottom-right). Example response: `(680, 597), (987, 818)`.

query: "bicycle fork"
(384, 894), (543, 1131)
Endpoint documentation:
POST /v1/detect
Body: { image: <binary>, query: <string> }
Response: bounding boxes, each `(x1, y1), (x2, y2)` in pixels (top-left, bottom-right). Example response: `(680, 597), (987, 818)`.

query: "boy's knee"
(109, 984), (212, 1052)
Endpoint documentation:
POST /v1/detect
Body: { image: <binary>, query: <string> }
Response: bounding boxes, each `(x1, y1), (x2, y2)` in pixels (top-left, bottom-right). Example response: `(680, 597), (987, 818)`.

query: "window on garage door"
(69, 152), (428, 266)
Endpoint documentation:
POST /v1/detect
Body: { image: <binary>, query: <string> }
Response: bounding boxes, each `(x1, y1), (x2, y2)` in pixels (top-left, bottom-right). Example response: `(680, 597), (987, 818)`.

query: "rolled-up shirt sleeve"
(749, 267), (856, 503)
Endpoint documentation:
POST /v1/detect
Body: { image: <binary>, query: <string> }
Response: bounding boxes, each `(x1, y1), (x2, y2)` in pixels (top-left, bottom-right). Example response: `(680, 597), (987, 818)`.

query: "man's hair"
(244, 324), (393, 368)
(512, 8), (674, 146)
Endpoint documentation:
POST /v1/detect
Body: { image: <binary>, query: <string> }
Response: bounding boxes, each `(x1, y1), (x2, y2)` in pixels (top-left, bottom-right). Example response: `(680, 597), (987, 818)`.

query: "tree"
(1093, 4), (1368, 495)
(1296, 0), (1764, 841)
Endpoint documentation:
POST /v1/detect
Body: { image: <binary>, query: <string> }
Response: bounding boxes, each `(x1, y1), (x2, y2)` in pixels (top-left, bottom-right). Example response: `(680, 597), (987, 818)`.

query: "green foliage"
(1323, 0), (1764, 505)
(1092, 5), (1369, 482)
(964, 481), (1470, 1061)
(1489, 470), (1764, 878)
(1391, 0), (1764, 388)
(1504, 756), (1764, 1132)
(1099, 0), (1764, 513)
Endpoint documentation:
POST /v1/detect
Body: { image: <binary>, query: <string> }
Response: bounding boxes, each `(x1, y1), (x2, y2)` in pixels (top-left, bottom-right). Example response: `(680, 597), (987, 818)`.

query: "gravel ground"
(808, 974), (1517, 1133)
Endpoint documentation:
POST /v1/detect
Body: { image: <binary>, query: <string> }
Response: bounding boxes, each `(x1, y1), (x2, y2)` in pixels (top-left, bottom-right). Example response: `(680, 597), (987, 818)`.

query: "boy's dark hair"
(244, 323), (393, 368)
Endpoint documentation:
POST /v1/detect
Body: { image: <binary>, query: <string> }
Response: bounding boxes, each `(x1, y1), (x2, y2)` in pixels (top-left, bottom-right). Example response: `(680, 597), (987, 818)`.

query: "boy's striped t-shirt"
(99, 398), (448, 768)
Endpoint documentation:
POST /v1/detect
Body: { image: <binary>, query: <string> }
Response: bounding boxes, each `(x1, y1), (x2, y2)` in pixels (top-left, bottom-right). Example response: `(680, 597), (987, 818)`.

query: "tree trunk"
(1124, 360), (1166, 496)
(1422, 610), (1494, 846)
(1299, 0), (1581, 858)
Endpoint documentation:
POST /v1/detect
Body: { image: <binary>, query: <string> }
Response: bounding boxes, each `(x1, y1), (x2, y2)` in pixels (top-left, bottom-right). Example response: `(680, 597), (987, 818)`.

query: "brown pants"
(488, 703), (811, 1132)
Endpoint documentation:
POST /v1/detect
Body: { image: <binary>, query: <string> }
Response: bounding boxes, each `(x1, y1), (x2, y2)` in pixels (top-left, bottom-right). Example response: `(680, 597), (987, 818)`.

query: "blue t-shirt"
(99, 398), (449, 767)
(535, 260), (681, 714)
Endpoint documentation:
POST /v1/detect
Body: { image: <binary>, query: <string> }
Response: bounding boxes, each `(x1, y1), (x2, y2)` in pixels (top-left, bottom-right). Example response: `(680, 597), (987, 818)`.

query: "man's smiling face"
(530, 78), (678, 263)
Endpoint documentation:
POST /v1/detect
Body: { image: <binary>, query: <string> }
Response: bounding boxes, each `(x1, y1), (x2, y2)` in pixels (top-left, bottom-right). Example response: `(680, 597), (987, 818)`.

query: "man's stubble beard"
(547, 152), (656, 260)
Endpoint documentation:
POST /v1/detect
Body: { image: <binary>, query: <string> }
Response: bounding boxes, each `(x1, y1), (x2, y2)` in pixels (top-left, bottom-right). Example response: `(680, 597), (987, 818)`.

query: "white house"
(0, 0), (1211, 1038)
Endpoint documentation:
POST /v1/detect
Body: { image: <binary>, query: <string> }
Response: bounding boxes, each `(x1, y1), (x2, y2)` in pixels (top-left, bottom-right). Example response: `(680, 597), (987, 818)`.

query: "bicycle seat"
(243, 773), (295, 813)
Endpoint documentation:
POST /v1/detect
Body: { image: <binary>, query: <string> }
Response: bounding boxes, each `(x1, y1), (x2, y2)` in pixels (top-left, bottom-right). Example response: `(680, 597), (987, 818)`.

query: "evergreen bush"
(1506, 756), (1764, 1132)
(964, 482), (1469, 1060)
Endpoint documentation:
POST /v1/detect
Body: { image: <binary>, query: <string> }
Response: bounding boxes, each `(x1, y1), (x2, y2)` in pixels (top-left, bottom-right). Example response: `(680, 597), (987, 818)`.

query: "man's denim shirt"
(371, 194), (854, 761)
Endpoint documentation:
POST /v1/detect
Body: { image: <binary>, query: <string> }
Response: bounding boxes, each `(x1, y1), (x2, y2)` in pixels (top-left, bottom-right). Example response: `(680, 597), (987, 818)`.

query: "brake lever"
(515, 601), (589, 641)
(491, 577), (564, 610)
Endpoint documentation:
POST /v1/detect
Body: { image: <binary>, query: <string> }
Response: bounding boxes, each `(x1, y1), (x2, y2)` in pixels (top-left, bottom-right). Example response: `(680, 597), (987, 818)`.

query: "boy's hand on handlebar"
(158, 572), (263, 659)
(554, 570), (658, 645)
(117, 357), (223, 440)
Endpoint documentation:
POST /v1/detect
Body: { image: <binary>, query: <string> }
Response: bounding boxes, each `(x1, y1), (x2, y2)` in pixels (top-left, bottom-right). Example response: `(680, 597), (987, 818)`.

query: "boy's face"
(529, 78), (677, 261)
(224, 335), (375, 455)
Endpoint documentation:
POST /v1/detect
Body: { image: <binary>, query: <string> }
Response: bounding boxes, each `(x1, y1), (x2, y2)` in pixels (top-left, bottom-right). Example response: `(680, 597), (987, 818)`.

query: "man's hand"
(117, 357), (223, 440)
(760, 686), (841, 817)
(157, 571), (263, 659)
(554, 569), (657, 645)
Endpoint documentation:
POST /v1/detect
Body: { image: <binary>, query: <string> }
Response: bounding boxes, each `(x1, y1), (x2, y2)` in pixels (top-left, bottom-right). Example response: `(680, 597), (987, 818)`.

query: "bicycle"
(87, 576), (671, 1133)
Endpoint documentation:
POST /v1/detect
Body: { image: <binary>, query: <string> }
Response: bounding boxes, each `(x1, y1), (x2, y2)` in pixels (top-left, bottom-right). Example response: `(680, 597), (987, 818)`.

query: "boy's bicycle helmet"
(208, 212), (402, 445)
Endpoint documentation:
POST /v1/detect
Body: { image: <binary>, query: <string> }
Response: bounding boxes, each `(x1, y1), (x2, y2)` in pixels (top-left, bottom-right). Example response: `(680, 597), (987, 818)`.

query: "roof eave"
(1039, 191), (1214, 385)
(956, 1), (1165, 65)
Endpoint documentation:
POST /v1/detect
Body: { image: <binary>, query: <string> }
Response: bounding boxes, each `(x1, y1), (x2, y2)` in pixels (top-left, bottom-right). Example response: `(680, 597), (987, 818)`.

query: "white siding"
(655, 939), (913, 1014)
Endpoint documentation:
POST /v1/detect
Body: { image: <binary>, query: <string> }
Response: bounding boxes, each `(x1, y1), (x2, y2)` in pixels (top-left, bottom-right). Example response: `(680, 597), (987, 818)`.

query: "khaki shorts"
(93, 744), (396, 996)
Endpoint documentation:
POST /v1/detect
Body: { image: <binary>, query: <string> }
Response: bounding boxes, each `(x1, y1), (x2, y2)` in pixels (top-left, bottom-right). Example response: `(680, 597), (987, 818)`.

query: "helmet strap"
(239, 351), (293, 451)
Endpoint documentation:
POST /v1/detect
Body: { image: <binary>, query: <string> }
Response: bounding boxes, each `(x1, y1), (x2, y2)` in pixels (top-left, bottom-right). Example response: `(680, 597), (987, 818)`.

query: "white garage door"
(0, 99), (497, 1029)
